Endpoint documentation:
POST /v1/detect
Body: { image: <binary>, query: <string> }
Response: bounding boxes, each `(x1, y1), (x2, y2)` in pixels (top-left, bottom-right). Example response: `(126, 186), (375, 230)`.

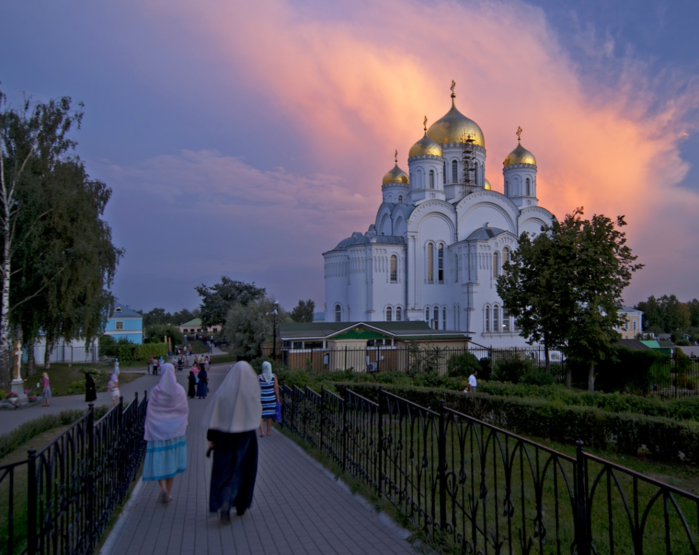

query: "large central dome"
(427, 93), (485, 148)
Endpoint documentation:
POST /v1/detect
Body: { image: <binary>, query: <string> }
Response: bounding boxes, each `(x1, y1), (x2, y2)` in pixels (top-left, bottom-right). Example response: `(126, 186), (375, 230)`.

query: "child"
(42, 373), (51, 407)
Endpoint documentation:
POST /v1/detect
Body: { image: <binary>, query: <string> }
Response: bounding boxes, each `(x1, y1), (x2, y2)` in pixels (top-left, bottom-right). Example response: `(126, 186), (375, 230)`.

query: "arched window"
(386, 307), (393, 321)
(451, 160), (458, 183)
(493, 251), (500, 278)
(437, 243), (444, 283)
(442, 307), (447, 330)
(503, 308), (511, 332)
(398, 195), (403, 203)
(390, 255), (398, 283)
(493, 304), (500, 332)
(335, 304), (342, 322)
(427, 242), (434, 282)
(502, 247), (509, 267)
(526, 178), (531, 196)
(433, 307), (439, 329)
(396, 306), (402, 321)
(633, 320), (637, 331)
(454, 254), (459, 282)
(485, 305), (491, 332)
(425, 307), (430, 322)
(429, 169), (435, 189)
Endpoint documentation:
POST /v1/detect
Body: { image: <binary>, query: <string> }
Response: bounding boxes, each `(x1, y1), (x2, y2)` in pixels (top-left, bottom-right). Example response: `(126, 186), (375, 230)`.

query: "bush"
(134, 343), (168, 361)
(492, 357), (532, 383)
(447, 352), (480, 379)
(522, 368), (555, 386)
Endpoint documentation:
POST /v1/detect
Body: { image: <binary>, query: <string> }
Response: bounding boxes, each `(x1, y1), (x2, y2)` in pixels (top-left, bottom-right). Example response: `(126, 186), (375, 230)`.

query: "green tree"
(144, 323), (183, 346)
(290, 299), (315, 323)
(0, 91), (121, 384)
(195, 277), (265, 327)
(225, 297), (291, 357)
(498, 208), (643, 392)
(636, 295), (663, 332)
(497, 229), (568, 373)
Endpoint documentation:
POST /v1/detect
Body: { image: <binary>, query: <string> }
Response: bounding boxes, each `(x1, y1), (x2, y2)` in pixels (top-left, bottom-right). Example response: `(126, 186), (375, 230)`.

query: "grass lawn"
(19, 365), (142, 398)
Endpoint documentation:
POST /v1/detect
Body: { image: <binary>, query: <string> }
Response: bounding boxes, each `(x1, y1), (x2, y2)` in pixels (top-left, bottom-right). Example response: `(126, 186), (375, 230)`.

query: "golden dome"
(503, 142), (536, 167)
(382, 164), (409, 185)
(409, 132), (443, 158)
(427, 95), (485, 147)
(484, 179), (492, 190)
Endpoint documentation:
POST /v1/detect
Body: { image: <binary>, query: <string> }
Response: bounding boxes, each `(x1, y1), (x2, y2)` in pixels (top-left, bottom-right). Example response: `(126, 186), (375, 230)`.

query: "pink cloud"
(139, 0), (699, 302)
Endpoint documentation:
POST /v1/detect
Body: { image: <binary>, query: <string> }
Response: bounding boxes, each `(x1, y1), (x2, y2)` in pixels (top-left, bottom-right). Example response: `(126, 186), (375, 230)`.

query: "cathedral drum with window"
(323, 83), (555, 348)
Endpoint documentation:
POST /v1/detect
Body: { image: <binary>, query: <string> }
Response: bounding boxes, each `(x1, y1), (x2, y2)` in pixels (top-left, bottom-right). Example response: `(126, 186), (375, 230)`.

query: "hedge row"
(102, 342), (168, 362)
(332, 383), (699, 465)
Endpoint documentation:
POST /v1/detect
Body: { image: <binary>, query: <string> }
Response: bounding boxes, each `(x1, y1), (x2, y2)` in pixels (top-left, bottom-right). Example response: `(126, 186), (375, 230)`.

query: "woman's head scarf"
(202, 361), (261, 433)
(261, 361), (273, 382)
(144, 363), (189, 441)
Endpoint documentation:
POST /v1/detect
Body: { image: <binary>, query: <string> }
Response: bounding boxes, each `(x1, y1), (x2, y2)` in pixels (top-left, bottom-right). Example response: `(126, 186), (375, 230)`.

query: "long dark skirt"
(207, 429), (258, 514)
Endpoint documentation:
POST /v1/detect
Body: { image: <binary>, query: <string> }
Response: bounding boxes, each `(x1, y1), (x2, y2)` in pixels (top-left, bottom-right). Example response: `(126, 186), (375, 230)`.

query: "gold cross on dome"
(394, 149), (398, 164)
(423, 116), (428, 131)
(516, 126), (523, 141)
(450, 80), (456, 97)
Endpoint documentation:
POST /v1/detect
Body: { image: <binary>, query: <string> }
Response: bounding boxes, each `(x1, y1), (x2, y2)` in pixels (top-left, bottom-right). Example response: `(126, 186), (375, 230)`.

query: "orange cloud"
(144, 0), (699, 301)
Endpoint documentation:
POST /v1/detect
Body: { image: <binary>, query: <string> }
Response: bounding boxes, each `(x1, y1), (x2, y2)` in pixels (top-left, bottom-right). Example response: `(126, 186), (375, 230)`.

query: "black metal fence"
(281, 384), (699, 554)
(265, 345), (566, 376)
(0, 392), (148, 555)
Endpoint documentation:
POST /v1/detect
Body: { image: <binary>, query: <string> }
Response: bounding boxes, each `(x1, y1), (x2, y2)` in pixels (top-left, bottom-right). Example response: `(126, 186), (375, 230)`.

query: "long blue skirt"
(142, 436), (187, 481)
(207, 429), (258, 513)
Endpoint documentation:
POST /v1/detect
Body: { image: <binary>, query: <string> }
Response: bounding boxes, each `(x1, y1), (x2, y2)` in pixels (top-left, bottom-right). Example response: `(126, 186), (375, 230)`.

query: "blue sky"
(2, 0), (698, 315)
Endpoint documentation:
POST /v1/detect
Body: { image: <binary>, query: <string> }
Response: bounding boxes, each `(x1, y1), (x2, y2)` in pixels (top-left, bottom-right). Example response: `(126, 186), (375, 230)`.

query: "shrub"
(478, 357), (493, 381)
(522, 368), (555, 386)
(492, 357), (532, 383)
(447, 352), (480, 379)
(134, 343), (168, 361)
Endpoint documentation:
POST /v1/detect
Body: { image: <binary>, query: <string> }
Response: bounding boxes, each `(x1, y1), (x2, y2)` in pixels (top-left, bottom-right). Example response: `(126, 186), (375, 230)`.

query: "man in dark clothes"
(85, 372), (97, 402)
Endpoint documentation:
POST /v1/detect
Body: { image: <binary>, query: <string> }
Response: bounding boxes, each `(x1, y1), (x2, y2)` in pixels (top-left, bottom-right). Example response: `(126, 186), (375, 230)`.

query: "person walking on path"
(202, 361), (261, 522)
(258, 361), (279, 437)
(467, 370), (478, 393)
(85, 372), (97, 403)
(108, 373), (120, 406)
(143, 363), (189, 504)
(187, 369), (197, 398)
(196, 366), (208, 399)
(42, 373), (51, 407)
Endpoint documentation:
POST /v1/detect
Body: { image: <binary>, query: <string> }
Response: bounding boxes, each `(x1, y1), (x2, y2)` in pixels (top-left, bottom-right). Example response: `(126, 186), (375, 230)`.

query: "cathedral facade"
(323, 85), (555, 348)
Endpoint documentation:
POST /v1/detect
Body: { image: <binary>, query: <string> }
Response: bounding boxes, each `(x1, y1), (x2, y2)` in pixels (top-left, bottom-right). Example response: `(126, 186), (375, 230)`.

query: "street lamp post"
(272, 300), (279, 360)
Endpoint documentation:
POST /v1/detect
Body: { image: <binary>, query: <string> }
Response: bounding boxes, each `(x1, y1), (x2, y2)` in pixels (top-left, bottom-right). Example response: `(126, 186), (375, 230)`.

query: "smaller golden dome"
(382, 164), (409, 185)
(504, 127), (536, 167)
(409, 132), (443, 158)
(484, 179), (492, 190)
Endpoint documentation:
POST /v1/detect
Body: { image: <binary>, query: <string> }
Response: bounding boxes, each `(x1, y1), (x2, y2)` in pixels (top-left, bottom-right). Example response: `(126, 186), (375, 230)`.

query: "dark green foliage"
(447, 352), (480, 379)
(196, 277), (265, 327)
(141, 307), (199, 328)
(492, 357), (532, 383)
(584, 347), (669, 393)
(290, 299), (315, 323)
(478, 357), (493, 380)
(101, 341), (167, 362)
(143, 323), (183, 345)
(522, 368), (555, 385)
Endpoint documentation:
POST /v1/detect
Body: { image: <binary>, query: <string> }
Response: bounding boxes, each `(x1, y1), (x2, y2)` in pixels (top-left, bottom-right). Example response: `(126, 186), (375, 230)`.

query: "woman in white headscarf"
(142, 363), (189, 503)
(202, 361), (261, 522)
(258, 361), (279, 437)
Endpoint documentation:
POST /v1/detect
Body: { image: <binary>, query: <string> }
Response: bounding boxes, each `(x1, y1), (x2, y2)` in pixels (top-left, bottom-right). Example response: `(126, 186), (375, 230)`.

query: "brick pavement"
(101, 366), (419, 555)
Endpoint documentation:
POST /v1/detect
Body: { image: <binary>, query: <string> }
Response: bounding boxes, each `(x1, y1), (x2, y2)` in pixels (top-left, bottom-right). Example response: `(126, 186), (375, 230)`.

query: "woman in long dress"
(196, 367), (208, 399)
(142, 363), (189, 503)
(258, 362), (279, 437)
(187, 370), (197, 398)
(202, 361), (261, 522)
(85, 372), (97, 403)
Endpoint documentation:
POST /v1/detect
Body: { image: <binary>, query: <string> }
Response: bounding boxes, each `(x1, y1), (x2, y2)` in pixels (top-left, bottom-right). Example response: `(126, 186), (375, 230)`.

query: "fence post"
(303, 387), (307, 440)
(341, 391), (347, 473)
(27, 447), (38, 555)
(86, 403), (95, 549)
(575, 441), (591, 555)
(438, 400), (447, 531)
(320, 387), (325, 453)
(377, 387), (383, 498)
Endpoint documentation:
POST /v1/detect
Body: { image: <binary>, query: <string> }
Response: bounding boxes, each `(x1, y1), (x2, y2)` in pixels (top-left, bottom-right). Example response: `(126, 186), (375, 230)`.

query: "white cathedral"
(323, 83), (555, 348)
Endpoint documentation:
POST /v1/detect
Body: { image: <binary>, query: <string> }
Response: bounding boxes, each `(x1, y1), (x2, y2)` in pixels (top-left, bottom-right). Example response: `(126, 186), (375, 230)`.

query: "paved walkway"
(101, 365), (418, 555)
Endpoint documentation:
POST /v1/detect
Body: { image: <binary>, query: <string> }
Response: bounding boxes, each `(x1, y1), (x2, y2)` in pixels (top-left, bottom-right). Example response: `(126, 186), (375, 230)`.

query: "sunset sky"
(2, 0), (698, 314)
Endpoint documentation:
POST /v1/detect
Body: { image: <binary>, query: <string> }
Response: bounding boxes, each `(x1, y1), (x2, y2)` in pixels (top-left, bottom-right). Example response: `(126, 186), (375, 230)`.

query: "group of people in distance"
(141, 359), (280, 522)
(187, 359), (209, 399)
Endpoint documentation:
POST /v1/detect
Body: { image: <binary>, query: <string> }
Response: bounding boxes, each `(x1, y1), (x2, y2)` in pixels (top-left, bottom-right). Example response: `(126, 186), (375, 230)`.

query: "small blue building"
(104, 303), (143, 344)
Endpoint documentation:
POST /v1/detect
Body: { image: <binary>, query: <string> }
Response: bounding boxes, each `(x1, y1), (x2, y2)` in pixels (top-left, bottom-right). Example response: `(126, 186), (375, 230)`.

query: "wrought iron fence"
(0, 392), (148, 555)
(264, 345), (567, 377)
(280, 384), (699, 554)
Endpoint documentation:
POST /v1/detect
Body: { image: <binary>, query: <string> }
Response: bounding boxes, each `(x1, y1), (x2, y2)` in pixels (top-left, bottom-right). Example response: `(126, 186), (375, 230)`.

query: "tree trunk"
(566, 366), (572, 389)
(44, 340), (53, 370)
(544, 341), (551, 373)
(588, 362), (595, 393)
(0, 222), (12, 389)
(27, 341), (35, 376)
